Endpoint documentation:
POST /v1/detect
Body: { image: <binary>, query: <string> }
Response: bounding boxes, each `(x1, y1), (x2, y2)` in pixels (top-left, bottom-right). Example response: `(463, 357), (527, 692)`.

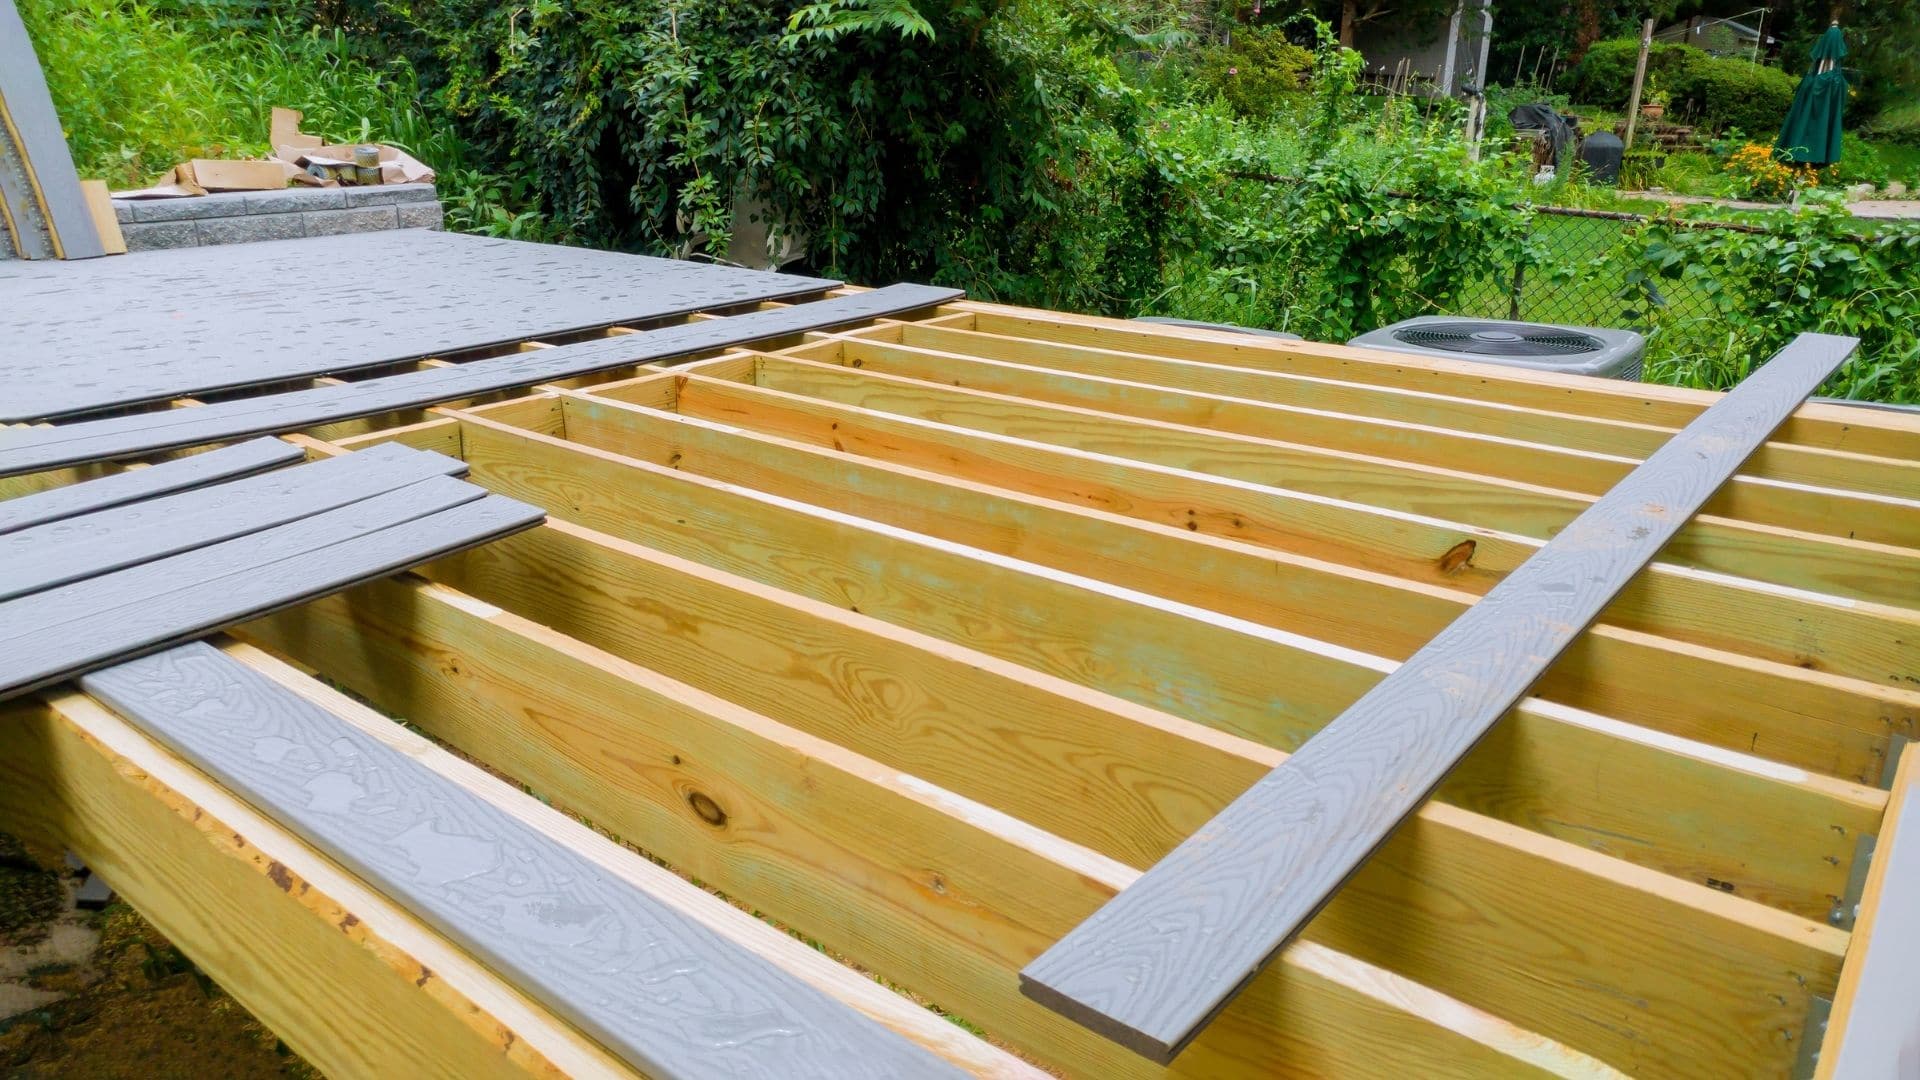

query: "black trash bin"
(1579, 131), (1624, 185)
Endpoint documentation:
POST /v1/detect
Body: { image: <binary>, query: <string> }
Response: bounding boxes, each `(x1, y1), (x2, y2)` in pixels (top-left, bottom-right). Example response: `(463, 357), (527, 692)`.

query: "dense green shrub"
(1572, 38), (1798, 135)
(1191, 26), (1313, 120)
(1673, 54), (1798, 137)
(1600, 195), (1920, 402)
(1862, 101), (1920, 148)
(1570, 38), (1695, 107)
(385, 0), (1187, 308)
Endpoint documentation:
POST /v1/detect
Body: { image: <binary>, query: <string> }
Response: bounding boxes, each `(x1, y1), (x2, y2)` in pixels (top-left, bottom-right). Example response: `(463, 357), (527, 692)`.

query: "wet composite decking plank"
(0, 231), (837, 420)
(0, 284), (962, 480)
(0, 476), (542, 700)
(0, 438), (302, 534)
(0, 442), (464, 599)
(1017, 332), (1862, 1063)
(80, 641), (967, 1079)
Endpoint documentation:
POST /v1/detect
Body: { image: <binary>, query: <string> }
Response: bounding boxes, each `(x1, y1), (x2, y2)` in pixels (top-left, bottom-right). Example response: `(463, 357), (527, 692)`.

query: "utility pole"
(1621, 17), (1655, 151)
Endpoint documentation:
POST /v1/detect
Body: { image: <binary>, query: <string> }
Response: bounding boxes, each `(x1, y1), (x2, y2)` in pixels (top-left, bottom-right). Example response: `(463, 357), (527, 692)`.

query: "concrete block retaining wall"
(112, 183), (442, 252)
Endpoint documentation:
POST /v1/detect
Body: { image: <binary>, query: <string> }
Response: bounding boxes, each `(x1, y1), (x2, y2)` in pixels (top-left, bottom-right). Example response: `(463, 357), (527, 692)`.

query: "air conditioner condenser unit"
(1348, 317), (1646, 380)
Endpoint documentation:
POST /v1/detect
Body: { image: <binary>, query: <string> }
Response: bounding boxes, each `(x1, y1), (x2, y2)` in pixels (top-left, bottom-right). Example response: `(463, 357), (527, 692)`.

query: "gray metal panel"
(81, 642), (966, 1079)
(0, 437), (302, 534)
(0, 230), (839, 420)
(0, 283), (963, 479)
(1019, 332), (1860, 1063)
(0, 0), (104, 260)
(0, 442), (464, 599)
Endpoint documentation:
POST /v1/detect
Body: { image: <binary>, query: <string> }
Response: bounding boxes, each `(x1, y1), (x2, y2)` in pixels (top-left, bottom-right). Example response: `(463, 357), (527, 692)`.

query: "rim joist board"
(1016, 333), (1861, 1062)
(0, 283), (961, 479)
(5, 292), (1920, 1078)
(0, 230), (839, 420)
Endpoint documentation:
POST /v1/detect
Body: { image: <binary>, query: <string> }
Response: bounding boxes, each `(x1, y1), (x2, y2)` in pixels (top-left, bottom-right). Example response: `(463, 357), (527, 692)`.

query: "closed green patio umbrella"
(1777, 24), (1847, 165)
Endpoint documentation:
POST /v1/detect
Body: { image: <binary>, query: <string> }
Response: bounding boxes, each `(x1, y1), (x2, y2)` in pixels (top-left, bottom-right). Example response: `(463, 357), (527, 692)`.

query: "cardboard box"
(183, 159), (288, 192)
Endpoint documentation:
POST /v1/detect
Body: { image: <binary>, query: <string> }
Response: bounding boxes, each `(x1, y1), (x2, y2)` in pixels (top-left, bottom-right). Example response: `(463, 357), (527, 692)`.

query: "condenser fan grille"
(1392, 322), (1605, 357)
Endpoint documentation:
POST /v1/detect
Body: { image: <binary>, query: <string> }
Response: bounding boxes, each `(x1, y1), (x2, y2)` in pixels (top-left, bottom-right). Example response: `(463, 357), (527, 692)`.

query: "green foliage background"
(17, 0), (1920, 402)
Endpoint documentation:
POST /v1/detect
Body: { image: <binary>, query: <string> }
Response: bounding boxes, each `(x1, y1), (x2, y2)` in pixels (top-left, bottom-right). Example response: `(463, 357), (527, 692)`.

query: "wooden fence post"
(1622, 18), (1655, 151)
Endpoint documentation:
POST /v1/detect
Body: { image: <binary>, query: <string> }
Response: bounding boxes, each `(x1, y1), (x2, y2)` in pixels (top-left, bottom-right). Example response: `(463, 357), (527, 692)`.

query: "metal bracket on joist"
(1791, 993), (1835, 1080)
(1830, 734), (1908, 928)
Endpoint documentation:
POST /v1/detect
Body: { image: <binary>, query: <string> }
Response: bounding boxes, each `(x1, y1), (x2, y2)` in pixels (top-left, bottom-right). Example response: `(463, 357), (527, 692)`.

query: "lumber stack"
(3, 292), (1918, 1078)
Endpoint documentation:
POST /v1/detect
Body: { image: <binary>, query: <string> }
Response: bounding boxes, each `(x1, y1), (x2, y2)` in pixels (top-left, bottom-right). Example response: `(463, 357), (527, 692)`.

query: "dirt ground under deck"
(0, 832), (317, 1078)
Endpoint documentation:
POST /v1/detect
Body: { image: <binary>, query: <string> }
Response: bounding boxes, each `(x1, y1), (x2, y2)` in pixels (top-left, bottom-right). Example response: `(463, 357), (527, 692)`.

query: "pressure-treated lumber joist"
(81, 641), (968, 1079)
(542, 383), (1914, 792)
(441, 411), (1886, 894)
(421, 522), (1852, 1073)
(831, 333), (1920, 548)
(238, 570), (1667, 1077)
(1018, 332), (1859, 1063)
(658, 369), (1920, 693)
(956, 303), (1920, 461)
(881, 320), (1920, 501)
(747, 350), (1920, 606)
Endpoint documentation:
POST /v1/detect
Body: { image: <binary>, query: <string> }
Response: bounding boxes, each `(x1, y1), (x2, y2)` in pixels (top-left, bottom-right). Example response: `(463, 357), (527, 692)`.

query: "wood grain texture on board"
(0, 230), (836, 419)
(1018, 332), (1861, 1063)
(0, 437), (302, 534)
(79, 642), (968, 1080)
(0, 284), (962, 479)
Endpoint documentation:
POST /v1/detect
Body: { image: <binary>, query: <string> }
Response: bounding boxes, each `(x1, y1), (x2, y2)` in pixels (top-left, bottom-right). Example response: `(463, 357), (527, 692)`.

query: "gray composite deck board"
(0, 489), (539, 700)
(0, 283), (962, 479)
(0, 0), (105, 261)
(1018, 332), (1862, 1063)
(0, 474), (479, 647)
(0, 438), (302, 535)
(0, 231), (839, 420)
(79, 642), (966, 1079)
(0, 443), (465, 600)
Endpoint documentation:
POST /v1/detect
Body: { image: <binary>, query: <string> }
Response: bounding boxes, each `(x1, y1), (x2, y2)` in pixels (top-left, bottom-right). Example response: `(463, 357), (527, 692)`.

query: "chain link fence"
(1449, 205), (1754, 329)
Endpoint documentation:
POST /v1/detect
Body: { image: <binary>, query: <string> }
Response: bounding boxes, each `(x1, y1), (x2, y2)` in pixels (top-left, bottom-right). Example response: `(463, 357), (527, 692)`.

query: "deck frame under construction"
(4, 293), (1919, 1078)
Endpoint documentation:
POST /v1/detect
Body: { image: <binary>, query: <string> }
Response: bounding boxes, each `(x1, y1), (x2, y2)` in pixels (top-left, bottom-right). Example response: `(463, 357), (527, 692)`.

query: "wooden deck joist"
(5, 291), (1918, 1078)
(1016, 333), (1858, 1062)
(652, 368), (1920, 694)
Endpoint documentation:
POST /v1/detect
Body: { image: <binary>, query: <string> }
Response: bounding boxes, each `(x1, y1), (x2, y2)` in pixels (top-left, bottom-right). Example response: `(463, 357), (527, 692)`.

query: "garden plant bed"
(2, 289), (1918, 1076)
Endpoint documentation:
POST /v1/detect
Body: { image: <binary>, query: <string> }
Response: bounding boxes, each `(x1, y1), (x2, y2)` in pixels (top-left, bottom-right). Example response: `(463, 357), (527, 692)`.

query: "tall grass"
(20, 0), (470, 187)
